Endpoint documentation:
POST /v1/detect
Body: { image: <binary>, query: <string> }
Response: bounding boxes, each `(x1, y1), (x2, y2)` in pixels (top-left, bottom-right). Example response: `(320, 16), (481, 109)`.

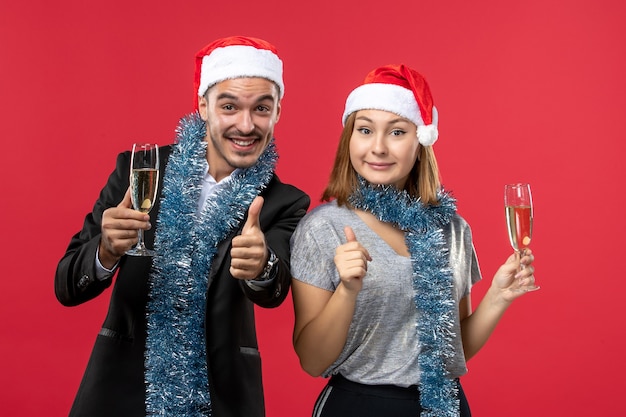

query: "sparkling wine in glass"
(126, 143), (159, 256)
(504, 183), (538, 290)
(505, 184), (533, 256)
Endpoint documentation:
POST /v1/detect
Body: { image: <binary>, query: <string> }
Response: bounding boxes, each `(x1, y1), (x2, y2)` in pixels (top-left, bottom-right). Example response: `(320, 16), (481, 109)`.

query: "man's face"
(198, 77), (281, 182)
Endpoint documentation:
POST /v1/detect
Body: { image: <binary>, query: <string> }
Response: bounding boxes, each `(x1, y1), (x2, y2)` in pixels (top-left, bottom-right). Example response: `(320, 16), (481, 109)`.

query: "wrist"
(253, 248), (279, 282)
(244, 248), (278, 290)
(98, 241), (121, 270)
(336, 282), (360, 301)
(486, 283), (514, 308)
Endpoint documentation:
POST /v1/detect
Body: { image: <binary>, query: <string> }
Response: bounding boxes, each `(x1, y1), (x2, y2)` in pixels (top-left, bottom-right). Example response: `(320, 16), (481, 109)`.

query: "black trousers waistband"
(318, 374), (471, 417)
(328, 374), (424, 400)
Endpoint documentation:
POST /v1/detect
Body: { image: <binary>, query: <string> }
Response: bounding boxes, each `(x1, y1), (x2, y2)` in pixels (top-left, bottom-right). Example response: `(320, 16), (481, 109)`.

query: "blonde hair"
(322, 112), (441, 206)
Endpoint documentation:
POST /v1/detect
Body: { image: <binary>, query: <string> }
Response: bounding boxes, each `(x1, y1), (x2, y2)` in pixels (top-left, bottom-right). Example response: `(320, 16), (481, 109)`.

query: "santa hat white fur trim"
(197, 45), (284, 98)
(342, 83), (439, 146)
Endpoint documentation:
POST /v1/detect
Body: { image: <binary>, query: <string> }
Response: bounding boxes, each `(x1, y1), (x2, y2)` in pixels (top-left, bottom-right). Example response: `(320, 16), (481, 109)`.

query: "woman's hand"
(334, 226), (372, 294)
(492, 249), (539, 302)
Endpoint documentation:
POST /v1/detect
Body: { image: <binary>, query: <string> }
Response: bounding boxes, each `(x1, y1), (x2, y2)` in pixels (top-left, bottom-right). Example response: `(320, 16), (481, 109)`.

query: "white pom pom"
(417, 124), (438, 146)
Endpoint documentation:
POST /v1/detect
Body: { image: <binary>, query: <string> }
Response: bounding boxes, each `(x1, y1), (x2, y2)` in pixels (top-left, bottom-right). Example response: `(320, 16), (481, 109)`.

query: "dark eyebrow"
(254, 94), (276, 103)
(215, 93), (276, 104)
(215, 92), (238, 101)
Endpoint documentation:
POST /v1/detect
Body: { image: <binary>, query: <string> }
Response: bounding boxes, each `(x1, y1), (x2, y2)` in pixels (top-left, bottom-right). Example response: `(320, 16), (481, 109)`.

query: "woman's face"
(349, 109), (420, 189)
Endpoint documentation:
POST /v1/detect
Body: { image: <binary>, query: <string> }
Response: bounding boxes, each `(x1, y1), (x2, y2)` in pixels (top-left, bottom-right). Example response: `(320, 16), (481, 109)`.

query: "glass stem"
(517, 248), (526, 271)
(136, 228), (145, 250)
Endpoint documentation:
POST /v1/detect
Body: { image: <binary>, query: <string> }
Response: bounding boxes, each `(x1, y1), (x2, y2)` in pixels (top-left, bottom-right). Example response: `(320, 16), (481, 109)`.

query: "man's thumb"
(119, 187), (134, 208)
(242, 196), (264, 234)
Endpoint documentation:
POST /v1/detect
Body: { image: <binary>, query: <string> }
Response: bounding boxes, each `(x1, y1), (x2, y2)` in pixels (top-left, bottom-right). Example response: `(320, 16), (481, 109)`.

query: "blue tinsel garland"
(348, 177), (459, 417)
(144, 112), (277, 416)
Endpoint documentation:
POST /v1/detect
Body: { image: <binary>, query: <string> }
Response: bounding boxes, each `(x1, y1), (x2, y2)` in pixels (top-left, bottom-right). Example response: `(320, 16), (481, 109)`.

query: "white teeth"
(232, 139), (254, 146)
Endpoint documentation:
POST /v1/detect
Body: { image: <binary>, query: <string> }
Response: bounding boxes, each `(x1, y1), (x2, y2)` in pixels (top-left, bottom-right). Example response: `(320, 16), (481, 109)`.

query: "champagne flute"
(126, 143), (159, 256)
(504, 183), (537, 290)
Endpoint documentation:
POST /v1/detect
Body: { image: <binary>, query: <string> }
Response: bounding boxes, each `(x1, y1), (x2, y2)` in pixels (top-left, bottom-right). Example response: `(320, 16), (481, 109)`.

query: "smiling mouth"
(366, 162), (393, 169)
(230, 138), (257, 147)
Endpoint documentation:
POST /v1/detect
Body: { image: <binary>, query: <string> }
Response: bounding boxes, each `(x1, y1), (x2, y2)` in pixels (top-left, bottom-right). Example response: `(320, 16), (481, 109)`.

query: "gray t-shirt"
(290, 201), (482, 387)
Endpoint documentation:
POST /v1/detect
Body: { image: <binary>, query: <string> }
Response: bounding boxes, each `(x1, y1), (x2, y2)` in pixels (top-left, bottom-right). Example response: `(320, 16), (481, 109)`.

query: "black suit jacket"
(55, 145), (310, 416)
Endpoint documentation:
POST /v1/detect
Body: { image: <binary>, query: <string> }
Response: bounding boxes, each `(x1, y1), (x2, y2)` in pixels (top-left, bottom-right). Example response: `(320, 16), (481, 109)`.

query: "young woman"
(290, 64), (538, 417)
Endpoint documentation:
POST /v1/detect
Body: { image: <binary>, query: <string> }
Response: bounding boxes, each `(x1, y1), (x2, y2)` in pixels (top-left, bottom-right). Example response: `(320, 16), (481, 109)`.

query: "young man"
(55, 36), (310, 417)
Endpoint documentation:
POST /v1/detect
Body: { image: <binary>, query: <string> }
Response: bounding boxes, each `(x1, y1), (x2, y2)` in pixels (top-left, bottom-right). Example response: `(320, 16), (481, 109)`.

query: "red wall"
(1, 1), (625, 415)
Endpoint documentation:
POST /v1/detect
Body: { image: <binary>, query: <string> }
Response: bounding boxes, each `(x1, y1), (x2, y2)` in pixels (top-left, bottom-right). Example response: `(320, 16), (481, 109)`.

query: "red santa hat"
(193, 36), (284, 109)
(342, 64), (439, 146)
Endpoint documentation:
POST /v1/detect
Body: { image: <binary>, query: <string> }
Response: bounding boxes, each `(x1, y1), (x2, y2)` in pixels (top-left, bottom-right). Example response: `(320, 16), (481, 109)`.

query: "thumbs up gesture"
(334, 226), (372, 294)
(230, 196), (268, 280)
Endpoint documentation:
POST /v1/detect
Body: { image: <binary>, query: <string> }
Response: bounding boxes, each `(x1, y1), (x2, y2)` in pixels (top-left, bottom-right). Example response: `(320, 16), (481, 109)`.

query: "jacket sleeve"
(240, 179), (310, 308)
(55, 151), (131, 306)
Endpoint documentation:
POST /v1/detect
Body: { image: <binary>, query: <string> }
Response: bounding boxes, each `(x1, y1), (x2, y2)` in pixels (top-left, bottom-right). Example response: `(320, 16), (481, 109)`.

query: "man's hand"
(99, 188), (151, 269)
(230, 196), (268, 280)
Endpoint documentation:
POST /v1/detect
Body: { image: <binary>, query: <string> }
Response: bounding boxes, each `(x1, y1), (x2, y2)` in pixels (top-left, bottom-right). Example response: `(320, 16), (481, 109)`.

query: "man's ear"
(198, 95), (208, 121)
(275, 102), (281, 124)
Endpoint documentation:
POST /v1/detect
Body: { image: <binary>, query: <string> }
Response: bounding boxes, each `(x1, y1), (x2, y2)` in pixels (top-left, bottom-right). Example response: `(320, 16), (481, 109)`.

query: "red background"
(1, 1), (625, 415)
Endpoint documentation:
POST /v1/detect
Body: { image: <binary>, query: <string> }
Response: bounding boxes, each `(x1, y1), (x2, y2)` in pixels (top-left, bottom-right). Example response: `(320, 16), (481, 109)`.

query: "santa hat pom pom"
(417, 124), (438, 146)
(417, 106), (438, 146)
